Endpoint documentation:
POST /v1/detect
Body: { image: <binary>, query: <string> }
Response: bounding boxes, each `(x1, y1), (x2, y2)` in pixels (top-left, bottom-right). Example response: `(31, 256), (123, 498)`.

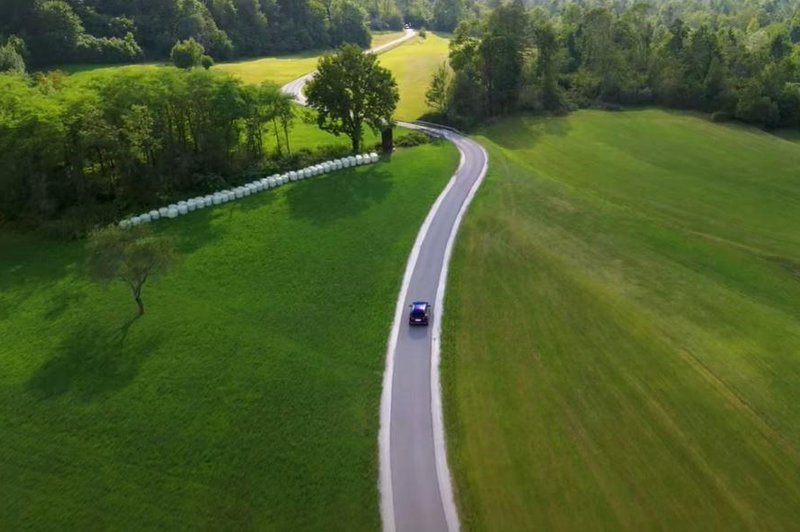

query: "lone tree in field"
(88, 226), (175, 317)
(304, 44), (399, 153)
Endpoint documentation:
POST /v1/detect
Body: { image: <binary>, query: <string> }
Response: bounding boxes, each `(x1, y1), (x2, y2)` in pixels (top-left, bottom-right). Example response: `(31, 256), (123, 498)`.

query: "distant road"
(281, 28), (416, 105)
(281, 34), (489, 532)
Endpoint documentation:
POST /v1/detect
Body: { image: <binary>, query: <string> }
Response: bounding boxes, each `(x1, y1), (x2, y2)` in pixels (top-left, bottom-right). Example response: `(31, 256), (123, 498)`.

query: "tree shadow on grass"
(285, 167), (393, 225)
(42, 288), (87, 321)
(486, 114), (572, 151)
(28, 316), (160, 400)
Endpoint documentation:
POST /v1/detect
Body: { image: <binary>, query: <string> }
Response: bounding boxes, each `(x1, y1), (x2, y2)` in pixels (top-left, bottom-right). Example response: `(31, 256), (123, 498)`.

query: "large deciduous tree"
(87, 226), (175, 317)
(305, 44), (399, 153)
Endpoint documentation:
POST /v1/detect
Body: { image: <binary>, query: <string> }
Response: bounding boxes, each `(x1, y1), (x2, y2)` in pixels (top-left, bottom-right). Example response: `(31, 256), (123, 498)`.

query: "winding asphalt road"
(282, 35), (489, 532)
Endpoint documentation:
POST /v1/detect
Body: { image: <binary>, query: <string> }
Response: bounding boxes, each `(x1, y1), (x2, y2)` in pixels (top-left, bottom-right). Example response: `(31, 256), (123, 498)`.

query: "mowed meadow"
(442, 110), (800, 530)
(64, 30), (446, 123)
(0, 143), (459, 528)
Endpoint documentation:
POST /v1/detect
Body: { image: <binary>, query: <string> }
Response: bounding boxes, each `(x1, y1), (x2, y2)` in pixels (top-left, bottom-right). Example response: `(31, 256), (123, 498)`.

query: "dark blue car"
(409, 301), (431, 326)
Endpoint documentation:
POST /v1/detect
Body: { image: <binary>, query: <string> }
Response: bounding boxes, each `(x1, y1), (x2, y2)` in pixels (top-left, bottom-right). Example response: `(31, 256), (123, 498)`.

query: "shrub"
(394, 131), (432, 147)
(171, 38), (205, 69)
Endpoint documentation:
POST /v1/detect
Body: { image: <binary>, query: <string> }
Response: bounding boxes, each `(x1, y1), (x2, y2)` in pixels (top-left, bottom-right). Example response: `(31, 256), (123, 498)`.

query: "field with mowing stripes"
(377, 33), (450, 121)
(442, 110), (800, 530)
(0, 142), (459, 529)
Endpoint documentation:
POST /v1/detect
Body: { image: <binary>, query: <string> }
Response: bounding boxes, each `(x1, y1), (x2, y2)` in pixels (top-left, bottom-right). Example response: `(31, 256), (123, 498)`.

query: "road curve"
(380, 125), (487, 532)
(281, 28), (416, 105)
(280, 36), (489, 532)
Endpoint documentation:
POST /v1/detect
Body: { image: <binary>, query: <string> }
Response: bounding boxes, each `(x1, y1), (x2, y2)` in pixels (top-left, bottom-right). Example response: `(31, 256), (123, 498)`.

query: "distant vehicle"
(409, 301), (431, 326)
(404, 23), (411, 30)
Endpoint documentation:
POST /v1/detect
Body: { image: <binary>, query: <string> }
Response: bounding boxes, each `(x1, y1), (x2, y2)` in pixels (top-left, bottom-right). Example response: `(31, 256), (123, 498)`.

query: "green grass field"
(442, 109), (800, 530)
(62, 31), (405, 83)
(0, 142), (459, 529)
(377, 33), (450, 121)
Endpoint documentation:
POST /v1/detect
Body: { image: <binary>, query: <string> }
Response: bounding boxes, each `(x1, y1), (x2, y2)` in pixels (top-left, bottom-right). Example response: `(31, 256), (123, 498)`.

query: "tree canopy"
(430, 0), (800, 130)
(0, 69), (296, 236)
(87, 225), (175, 317)
(305, 44), (399, 153)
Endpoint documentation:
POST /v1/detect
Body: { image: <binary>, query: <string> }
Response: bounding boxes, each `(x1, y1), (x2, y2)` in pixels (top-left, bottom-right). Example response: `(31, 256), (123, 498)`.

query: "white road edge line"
(431, 135), (488, 532)
(378, 125), (466, 532)
(379, 124), (488, 532)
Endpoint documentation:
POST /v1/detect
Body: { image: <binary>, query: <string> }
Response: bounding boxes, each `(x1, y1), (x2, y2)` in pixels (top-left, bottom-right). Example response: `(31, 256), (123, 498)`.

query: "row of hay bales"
(120, 153), (381, 228)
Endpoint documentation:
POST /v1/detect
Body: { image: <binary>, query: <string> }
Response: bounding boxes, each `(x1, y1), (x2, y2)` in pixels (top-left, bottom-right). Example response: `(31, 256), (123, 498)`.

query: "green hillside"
(443, 109), (800, 531)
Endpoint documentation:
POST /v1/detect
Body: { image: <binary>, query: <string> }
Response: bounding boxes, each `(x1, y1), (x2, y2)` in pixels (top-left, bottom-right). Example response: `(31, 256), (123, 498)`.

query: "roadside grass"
(264, 105), (414, 155)
(442, 109), (800, 530)
(377, 33), (450, 121)
(0, 142), (459, 529)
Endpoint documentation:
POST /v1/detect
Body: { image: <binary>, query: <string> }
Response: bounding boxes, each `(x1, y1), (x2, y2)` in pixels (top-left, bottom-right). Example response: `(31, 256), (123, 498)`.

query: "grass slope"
(442, 109), (800, 531)
(377, 33), (450, 121)
(0, 142), (459, 529)
(61, 31), (406, 82)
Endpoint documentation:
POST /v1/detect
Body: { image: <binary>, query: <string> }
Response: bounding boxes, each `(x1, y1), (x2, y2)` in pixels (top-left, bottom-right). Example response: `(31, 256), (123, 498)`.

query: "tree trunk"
(132, 276), (147, 316)
(283, 123), (292, 156)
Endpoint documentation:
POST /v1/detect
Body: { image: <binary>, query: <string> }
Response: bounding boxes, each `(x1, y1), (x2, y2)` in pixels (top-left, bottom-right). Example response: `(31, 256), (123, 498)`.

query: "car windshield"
(411, 306), (426, 316)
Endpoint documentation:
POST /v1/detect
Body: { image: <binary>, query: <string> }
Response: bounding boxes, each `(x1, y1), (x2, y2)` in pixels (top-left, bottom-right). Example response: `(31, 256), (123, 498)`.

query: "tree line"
(0, 0), (494, 71)
(427, 0), (800, 130)
(0, 42), (400, 238)
(0, 69), (299, 237)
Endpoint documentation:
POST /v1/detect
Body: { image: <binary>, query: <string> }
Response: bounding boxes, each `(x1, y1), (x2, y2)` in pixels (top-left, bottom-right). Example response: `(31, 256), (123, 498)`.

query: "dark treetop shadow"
(286, 167), (393, 225)
(28, 315), (161, 401)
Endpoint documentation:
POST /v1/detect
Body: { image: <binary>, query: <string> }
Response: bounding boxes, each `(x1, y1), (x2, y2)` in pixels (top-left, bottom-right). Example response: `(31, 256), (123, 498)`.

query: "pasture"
(0, 142), (459, 529)
(377, 32), (450, 121)
(442, 109), (800, 530)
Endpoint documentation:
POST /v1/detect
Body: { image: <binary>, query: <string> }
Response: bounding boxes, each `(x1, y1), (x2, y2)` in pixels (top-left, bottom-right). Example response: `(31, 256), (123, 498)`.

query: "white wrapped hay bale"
(342, 157), (351, 168)
(187, 199), (196, 212)
(168, 207), (178, 219)
(213, 194), (222, 205)
(234, 188), (243, 199)
(149, 210), (160, 220)
(355, 155), (364, 165)
(178, 204), (188, 215)
(289, 171), (297, 182)
(119, 219), (130, 229)
(130, 216), (141, 226)
(159, 207), (169, 217)
(370, 152), (379, 163)
(335, 159), (343, 170)
(268, 177), (276, 188)
(140, 213), (151, 223)
(315, 164), (324, 174)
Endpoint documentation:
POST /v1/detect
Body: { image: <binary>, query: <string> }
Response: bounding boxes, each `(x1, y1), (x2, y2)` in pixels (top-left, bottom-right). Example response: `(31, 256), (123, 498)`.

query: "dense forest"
(0, 0), (480, 69)
(428, 0), (800, 130)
